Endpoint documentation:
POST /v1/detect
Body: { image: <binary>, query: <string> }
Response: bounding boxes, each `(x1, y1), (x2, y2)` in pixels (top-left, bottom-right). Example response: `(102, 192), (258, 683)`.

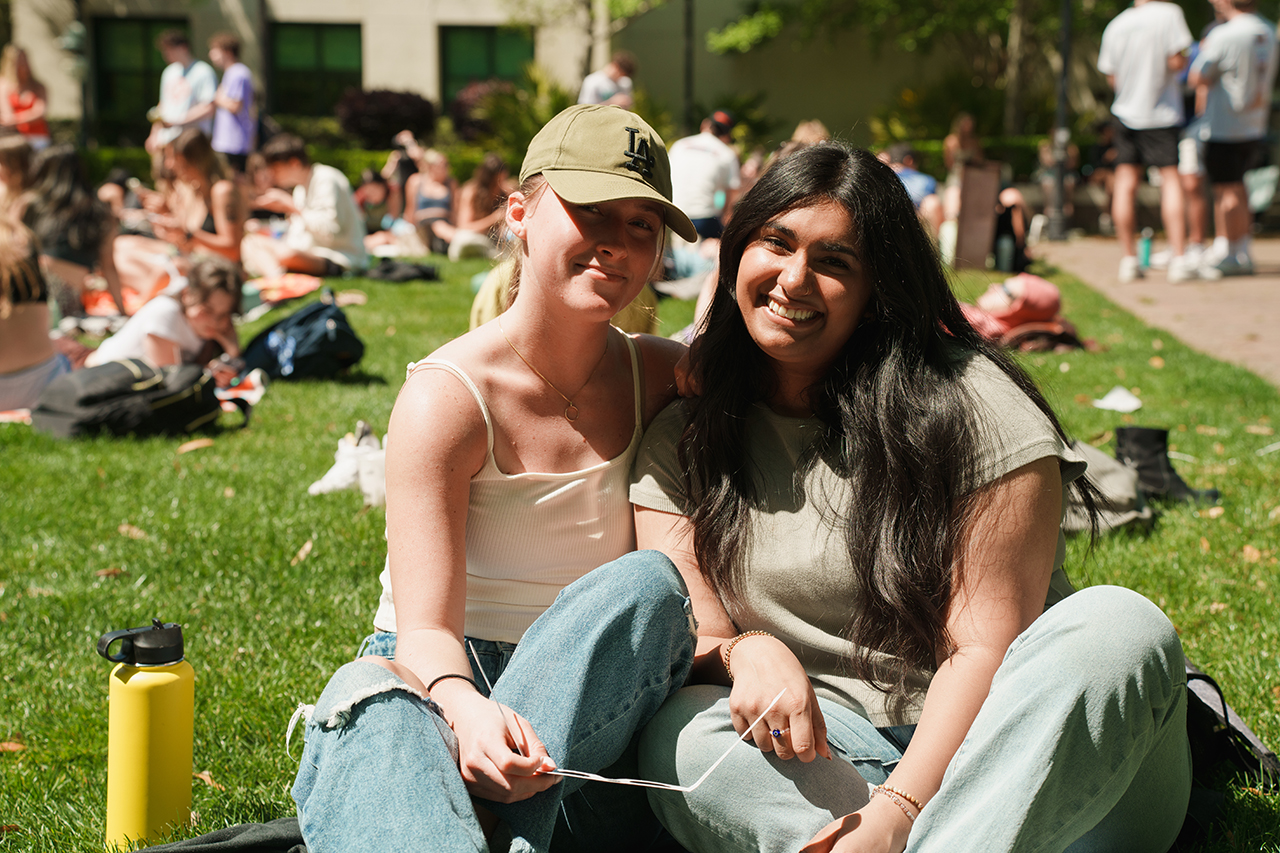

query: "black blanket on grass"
(141, 818), (304, 852)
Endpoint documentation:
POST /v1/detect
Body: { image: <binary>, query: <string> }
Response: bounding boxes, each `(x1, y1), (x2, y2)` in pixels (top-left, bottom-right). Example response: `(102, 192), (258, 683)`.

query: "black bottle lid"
(97, 619), (185, 666)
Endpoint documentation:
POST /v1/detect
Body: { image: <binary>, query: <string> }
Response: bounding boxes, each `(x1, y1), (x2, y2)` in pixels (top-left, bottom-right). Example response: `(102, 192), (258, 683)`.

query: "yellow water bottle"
(97, 620), (195, 851)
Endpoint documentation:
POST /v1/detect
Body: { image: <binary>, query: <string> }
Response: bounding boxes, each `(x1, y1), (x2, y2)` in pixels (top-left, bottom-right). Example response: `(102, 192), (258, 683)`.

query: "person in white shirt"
(146, 30), (216, 153)
(1190, 0), (1279, 276)
(241, 134), (368, 277)
(1098, 0), (1195, 281)
(668, 110), (741, 241)
(576, 51), (636, 108)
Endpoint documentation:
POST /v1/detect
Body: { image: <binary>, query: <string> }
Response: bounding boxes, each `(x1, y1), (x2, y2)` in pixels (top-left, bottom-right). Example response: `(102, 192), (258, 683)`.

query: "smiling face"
(509, 185), (663, 319)
(735, 199), (872, 392)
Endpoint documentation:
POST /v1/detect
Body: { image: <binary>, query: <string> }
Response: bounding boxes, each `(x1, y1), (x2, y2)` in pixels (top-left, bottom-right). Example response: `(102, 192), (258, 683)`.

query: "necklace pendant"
(564, 404), (580, 421)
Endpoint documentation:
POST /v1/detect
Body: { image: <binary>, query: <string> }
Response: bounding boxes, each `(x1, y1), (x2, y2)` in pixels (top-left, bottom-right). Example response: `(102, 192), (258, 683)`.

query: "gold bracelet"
(870, 785), (916, 823)
(721, 630), (773, 680)
(881, 784), (925, 813)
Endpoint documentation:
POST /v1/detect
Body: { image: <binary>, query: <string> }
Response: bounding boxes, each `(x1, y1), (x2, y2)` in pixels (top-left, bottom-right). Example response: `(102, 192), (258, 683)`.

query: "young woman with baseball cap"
(291, 105), (700, 852)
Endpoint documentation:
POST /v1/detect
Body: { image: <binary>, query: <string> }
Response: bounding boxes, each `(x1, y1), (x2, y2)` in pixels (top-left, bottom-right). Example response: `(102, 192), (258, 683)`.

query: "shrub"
(449, 79), (518, 144)
(336, 89), (437, 149)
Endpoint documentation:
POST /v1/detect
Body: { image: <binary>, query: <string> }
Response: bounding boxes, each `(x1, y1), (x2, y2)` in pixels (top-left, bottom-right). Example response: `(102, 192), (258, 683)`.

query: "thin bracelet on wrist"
(881, 784), (925, 813)
(426, 673), (478, 694)
(721, 630), (774, 680)
(870, 785), (918, 823)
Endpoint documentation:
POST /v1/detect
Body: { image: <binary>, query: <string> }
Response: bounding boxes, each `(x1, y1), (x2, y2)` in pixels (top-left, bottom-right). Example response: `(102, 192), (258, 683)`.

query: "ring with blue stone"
(770, 727), (790, 738)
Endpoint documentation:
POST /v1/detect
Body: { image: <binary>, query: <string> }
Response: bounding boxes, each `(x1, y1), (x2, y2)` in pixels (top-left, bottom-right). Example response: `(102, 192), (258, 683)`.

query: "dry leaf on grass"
(1242, 545), (1262, 563)
(1200, 537), (1211, 553)
(1206, 506), (1225, 519)
(1246, 424), (1275, 436)
(118, 523), (147, 539)
(1196, 425), (1219, 435)
(1, 741), (25, 752)
(95, 567), (125, 578)
(178, 438), (215, 455)
(1148, 356), (1165, 369)
(223, 487), (235, 498)
(1209, 602), (1228, 614)
(385, 325), (396, 337)
(0, 826), (20, 835)
(193, 770), (225, 790)
(335, 290), (367, 307)
(1270, 506), (1280, 520)
(291, 540), (313, 566)
(1152, 338), (1164, 350)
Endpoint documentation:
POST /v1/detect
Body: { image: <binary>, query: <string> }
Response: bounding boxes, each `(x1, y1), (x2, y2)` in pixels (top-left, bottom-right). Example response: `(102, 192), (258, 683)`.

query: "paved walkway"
(1033, 236), (1280, 387)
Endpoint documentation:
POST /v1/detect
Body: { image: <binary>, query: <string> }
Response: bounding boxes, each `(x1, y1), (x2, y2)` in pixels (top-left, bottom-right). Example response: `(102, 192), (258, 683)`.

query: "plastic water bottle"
(98, 620), (195, 851)
(1138, 228), (1154, 268)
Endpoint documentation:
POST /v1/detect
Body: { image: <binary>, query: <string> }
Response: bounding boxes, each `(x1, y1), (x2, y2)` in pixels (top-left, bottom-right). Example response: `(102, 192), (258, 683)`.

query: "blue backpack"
(240, 291), (364, 380)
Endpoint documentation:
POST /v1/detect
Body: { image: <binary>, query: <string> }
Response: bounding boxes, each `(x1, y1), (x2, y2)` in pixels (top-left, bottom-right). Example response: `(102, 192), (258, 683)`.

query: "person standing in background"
(1097, 0), (1196, 282)
(206, 33), (255, 173)
(1190, 0), (1278, 276)
(577, 51), (637, 108)
(146, 30), (217, 153)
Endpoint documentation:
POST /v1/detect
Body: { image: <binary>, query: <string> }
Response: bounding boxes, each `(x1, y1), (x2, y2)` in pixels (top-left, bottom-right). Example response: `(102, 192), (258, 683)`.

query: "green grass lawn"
(1, 258), (1277, 851)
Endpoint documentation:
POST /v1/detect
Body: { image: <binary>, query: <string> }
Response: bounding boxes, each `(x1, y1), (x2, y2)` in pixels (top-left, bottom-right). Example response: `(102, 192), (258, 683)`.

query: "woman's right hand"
(439, 687), (561, 803)
(725, 634), (831, 762)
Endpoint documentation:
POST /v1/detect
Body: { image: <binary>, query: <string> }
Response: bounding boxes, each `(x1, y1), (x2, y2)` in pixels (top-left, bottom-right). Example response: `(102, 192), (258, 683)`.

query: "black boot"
(1114, 426), (1221, 504)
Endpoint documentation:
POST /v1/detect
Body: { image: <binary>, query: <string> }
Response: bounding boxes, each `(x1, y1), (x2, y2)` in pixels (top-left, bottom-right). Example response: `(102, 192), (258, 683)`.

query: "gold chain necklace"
(498, 317), (610, 422)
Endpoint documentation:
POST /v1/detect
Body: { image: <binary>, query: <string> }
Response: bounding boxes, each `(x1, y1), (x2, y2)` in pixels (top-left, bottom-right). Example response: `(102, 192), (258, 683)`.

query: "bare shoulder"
(632, 333), (686, 426)
(388, 335), (498, 482)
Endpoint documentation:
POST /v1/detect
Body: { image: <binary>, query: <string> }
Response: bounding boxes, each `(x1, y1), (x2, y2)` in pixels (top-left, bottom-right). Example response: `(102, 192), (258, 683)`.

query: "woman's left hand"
(726, 634), (831, 762)
(799, 797), (912, 853)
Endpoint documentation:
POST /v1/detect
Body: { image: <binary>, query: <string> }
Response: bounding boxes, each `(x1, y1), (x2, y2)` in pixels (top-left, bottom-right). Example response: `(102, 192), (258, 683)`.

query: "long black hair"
(23, 144), (109, 263)
(680, 141), (1095, 697)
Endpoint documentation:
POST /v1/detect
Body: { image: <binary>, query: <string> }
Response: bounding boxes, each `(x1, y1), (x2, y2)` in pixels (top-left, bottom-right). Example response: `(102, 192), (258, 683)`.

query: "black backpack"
(240, 291), (364, 380)
(31, 359), (226, 438)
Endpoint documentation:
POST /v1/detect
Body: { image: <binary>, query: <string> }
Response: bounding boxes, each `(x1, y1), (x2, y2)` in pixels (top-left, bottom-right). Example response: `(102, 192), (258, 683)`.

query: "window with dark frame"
(92, 17), (187, 147)
(439, 25), (535, 106)
(268, 22), (362, 116)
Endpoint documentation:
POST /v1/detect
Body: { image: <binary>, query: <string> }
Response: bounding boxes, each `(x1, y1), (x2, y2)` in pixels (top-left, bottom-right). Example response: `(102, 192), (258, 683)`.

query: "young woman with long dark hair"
(631, 142), (1191, 853)
(23, 144), (126, 316)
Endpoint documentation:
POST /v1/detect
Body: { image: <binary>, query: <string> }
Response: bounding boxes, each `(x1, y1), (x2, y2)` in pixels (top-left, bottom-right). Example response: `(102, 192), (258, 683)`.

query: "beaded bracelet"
(881, 784), (925, 813)
(721, 630), (774, 680)
(426, 673), (479, 694)
(870, 785), (917, 823)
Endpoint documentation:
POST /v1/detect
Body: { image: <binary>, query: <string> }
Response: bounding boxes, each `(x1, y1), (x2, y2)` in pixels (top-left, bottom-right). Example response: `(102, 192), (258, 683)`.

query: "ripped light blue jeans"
(639, 585), (1192, 853)
(291, 550), (697, 853)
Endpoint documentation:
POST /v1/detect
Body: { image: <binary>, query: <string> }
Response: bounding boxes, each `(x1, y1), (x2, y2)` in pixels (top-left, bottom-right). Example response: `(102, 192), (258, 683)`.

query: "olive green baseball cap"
(520, 104), (698, 242)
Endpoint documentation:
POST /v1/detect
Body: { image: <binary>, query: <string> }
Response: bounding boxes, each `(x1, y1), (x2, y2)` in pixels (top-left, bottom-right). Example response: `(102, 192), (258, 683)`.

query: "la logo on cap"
(623, 127), (655, 178)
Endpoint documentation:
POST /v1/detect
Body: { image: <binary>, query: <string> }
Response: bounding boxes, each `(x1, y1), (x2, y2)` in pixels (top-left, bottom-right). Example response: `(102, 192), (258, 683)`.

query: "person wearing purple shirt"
(206, 33), (254, 172)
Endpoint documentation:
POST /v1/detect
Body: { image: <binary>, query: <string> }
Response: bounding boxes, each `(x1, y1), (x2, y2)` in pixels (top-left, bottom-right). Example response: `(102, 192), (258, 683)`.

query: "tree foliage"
(706, 0), (1228, 136)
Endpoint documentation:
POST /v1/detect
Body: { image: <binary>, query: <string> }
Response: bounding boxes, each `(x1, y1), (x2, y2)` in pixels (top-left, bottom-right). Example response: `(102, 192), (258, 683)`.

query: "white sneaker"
(308, 422), (382, 495)
(1166, 255), (1199, 283)
(1118, 255), (1144, 282)
(1148, 248), (1173, 270)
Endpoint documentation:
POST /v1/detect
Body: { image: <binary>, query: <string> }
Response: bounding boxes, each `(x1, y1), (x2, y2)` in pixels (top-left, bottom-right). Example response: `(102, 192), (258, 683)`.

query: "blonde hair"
(791, 120), (830, 145)
(0, 46), (21, 88)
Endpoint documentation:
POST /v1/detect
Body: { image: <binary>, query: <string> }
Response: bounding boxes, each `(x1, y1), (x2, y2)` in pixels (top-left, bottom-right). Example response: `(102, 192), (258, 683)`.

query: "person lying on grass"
(291, 104), (703, 852)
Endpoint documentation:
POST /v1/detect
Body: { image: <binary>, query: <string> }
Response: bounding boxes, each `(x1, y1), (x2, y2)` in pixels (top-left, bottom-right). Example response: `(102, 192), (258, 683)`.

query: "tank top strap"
(620, 331), (644, 442)
(404, 358), (496, 458)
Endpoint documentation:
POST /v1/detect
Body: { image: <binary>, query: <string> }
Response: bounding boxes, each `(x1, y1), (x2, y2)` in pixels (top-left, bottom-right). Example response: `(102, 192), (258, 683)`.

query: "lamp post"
(1047, 0), (1073, 241)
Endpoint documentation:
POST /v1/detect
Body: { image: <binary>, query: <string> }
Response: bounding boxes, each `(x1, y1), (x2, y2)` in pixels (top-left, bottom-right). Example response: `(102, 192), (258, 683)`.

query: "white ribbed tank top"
(373, 331), (644, 643)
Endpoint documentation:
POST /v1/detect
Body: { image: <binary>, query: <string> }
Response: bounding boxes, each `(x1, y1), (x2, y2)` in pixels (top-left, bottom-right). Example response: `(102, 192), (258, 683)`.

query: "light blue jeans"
(639, 585), (1192, 853)
(291, 550), (697, 853)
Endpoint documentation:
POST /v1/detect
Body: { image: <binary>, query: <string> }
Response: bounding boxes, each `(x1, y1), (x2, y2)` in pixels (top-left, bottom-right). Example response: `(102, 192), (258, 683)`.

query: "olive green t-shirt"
(629, 354), (1087, 726)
